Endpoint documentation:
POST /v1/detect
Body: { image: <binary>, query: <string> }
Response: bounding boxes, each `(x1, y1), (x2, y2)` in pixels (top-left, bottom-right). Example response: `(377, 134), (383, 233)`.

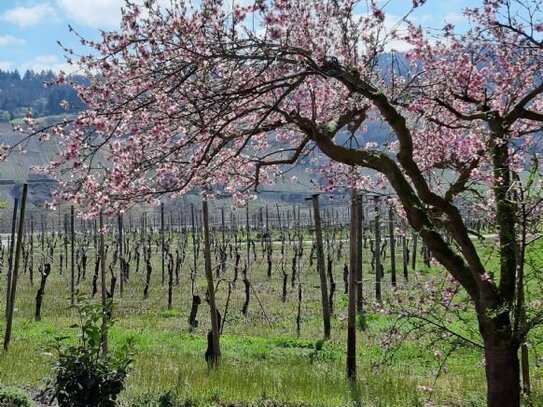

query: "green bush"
(50, 295), (134, 407)
(0, 386), (34, 407)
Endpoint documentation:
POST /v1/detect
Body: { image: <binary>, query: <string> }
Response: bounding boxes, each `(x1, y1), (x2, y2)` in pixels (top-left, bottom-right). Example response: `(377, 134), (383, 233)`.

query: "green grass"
(0, 230), (542, 406)
(0, 317), (484, 406)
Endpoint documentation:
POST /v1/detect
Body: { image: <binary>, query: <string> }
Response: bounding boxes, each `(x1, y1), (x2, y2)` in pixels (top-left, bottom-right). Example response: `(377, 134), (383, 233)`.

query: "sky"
(0, 0), (476, 74)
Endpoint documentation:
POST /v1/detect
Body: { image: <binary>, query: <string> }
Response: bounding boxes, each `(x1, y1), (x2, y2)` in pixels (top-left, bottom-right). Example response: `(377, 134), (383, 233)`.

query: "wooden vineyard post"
(220, 207), (226, 277)
(40, 213), (45, 252)
(64, 214), (70, 276)
(118, 213), (124, 297)
(99, 211), (108, 355)
(29, 215), (34, 288)
(242, 204), (251, 315)
(295, 206), (303, 335)
(389, 206), (397, 287)
(374, 196), (382, 303)
(167, 244), (174, 310)
(411, 232), (418, 270)
(5, 198), (18, 318)
(402, 234), (409, 282)
(161, 201), (165, 286)
(423, 241), (431, 267)
(202, 200), (221, 366)
(4, 183), (28, 351)
(356, 194), (364, 323)
(311, 194), (331, 340)
(347, 190), (358, 380)
(277, 204), (287, 303)
(246, 204), (250, 264)
(191, 203), (197, 296)
(265, 205), (272, 279)
(70, 205), (75, 305)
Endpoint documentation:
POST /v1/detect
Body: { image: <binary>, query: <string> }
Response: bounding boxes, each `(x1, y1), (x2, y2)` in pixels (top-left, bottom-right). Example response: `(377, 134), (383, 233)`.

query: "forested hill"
(0, 69), (395, 144)
(0, 69), (86, 122)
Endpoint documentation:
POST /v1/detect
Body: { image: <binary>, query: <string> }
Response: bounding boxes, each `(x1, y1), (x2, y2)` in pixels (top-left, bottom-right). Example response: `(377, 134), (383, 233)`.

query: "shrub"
(49, 295), (134, 407)
(0, 386), (34, 407)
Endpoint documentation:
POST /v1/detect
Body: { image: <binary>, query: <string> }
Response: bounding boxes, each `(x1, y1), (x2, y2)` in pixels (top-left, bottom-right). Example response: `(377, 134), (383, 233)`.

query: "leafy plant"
(49, 294), (134, 407)
(0, 386), (34, 407)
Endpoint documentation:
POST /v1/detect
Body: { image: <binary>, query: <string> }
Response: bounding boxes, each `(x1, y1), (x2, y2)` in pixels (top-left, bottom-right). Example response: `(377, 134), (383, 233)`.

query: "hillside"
(0, 69), (393, 208)
(0, 123), (61, 210)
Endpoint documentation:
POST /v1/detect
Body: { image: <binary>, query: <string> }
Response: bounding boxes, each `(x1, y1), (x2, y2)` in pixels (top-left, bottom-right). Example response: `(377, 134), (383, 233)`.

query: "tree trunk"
(480, 318), (520, 407)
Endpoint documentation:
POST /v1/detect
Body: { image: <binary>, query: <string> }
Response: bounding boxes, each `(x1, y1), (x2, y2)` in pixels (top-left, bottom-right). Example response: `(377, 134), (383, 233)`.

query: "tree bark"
(479, 314), (520, 407)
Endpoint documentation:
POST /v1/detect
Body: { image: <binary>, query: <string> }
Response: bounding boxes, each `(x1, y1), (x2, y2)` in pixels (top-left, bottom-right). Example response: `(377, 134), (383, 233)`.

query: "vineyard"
(2, 193), (532, 406)
(0, 1), (542, 405)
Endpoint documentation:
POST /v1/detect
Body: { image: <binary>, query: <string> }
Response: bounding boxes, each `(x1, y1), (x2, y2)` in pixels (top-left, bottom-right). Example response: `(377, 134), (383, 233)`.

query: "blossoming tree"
(11, 0), (543, 405)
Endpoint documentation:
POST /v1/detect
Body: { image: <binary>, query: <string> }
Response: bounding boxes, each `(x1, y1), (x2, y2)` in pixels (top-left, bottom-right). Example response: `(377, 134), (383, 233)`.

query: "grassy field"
(0, 227), (542, 406)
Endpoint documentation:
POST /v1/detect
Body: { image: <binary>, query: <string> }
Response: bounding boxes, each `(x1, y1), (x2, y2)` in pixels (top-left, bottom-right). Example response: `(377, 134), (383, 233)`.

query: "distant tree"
(0, 111), (10, 123)
(0, 69), (85, 119)
(10, 1), (543, 406)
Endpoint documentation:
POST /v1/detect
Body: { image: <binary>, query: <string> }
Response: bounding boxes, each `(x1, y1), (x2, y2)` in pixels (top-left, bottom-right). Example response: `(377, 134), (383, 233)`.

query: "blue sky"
(0, 0), (475, 74)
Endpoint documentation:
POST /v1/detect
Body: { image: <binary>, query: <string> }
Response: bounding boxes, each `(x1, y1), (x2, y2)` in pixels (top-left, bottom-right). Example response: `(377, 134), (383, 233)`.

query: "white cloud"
(384, 40), (413, 53)
(57, 0), (172, 29)
(0, 61), (12, 70)
(20, 55), (76, 74)
(376, 13), (439, 53)
(2, 3), (57, 27)
(0, 35), (25, 47)
(375, 14), (414, 53)
(57, 0), (125, 28)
